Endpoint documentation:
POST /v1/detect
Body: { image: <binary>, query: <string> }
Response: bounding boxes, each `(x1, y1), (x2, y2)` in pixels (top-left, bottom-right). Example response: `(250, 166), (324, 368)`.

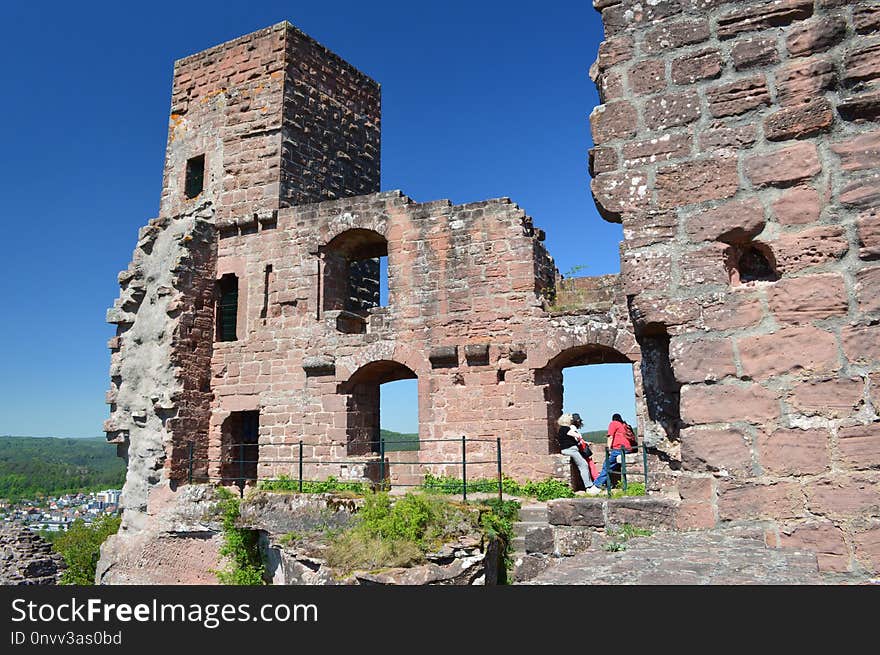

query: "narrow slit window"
(217, 274), (239, 342)
(185, 154), (205, 199)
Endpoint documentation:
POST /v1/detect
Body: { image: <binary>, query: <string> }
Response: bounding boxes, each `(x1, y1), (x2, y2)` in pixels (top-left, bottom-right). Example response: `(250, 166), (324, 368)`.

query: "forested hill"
(0, 436), (125, 502)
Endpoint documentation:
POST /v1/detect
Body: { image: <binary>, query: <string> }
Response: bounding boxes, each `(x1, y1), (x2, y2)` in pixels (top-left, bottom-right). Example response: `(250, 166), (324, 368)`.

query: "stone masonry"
(589, 0), (880, 576)
(99, 21), (649, 583)
(100, 4), (880, 583)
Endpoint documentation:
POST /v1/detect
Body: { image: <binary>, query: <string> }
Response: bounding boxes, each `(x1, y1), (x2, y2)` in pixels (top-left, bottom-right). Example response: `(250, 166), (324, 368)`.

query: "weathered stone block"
(547, 499), (605, 527)
(854, 524), (880, 575)
(699, 123), (757, 150)
(429, 346), (458, 368)
(670, 337), (737, 384)
(702, 294), (765, 331)
(628, 60), (666, 95)
(622, 134), (692, 168)
(591, 170), (652, 221)
(854, 4), (880, 35)
(656, 155), (739, 208)
(716, 1), (814, 40)
(831, 131), (880, 173)
(766, 274), (848, 324)
(789, 377), (865, 419)
(679, 243), (731, 287)
(838, 90), (880, 122)
(775, 57), (836, 106)
(842, 40), (880, 89)
(731, 36), (779, 70)
(718, 482), (804, 521)
(746, 142), (821, 187)
(780, 521), (850, 572)
(597, 35), (634, 70)
(671, 49), (722, 85)
(856, 266), (880, 314)
(806, 475), (880, 517)
(588, 147), (619, 175)
(838, 423), (880, 470)
(643, 19), (710, 53)
(685, 197), (765, 244)
(590, 101), (638, 144)
(772, 186), (821, 225)
(680, 383), (780, 425)
(680, 426), (754, 476)
(763, 98), (834, 141)
(677, 475), (715, 502)
(644, 90), (701, 129)
(774, 226), (848, 274)
(842, 324), (880, 363)
(758, 428), (830, 476)
(606, 498), (678, 529)
(707, 75), (771, 118)
(511, 554), (550, 583)
(674, 501), (717, 530)
(738, 326), (839, 379)
(524, 526), (555, 555)
(553, 526), (594, 557)
(786, 16), (847, 57)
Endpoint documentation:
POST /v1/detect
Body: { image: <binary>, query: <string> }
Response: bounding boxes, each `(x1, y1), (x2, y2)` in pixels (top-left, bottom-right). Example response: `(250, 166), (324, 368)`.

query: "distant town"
(0, 489), (122, 534)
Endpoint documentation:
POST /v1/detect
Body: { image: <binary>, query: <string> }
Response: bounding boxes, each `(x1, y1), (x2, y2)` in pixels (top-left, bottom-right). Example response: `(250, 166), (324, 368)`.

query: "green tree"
(53, 515), (121, 585)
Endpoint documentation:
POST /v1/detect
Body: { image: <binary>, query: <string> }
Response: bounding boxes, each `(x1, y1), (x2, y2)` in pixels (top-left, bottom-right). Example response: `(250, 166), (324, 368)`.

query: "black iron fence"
(185, 436), (504, 502)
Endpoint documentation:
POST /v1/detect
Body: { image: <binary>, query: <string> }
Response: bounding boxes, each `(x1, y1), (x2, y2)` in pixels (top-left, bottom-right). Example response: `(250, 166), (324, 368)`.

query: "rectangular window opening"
(217, 274), (238, 342)
(185, 154), (205, 199)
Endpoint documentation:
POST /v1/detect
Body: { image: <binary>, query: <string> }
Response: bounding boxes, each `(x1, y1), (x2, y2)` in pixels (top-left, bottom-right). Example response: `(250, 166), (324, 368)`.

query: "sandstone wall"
(590, 0), (880, 574)
(209, 190), (640, 484)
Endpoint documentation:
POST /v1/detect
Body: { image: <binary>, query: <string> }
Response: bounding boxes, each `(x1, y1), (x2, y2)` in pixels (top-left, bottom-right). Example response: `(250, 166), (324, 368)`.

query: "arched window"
(339, 360), (418, 456)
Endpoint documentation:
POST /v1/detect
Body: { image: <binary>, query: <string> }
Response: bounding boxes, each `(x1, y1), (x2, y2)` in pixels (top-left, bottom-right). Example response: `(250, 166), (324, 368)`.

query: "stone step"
(513, 521), (547, 538)
(518, 504), (548, 523)
(523, 529), (824, 585)
(511, 536), (526, 552)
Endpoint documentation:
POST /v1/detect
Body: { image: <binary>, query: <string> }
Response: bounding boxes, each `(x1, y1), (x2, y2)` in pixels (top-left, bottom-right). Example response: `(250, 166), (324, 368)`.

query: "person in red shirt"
(592, 413), (635, 490)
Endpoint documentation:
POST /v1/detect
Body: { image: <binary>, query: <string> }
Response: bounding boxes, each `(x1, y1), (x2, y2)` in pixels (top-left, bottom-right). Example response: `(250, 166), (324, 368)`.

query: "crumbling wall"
(590, 0), (880, 574)
(104, 203), (216, 531)
(0, 525), (66, 585)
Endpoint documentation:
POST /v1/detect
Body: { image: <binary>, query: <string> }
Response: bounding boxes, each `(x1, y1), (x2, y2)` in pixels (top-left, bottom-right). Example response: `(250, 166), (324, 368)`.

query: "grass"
(422, 473), (647, 501)
(257, 475), (369, 495)
(603, 522), (654, 552)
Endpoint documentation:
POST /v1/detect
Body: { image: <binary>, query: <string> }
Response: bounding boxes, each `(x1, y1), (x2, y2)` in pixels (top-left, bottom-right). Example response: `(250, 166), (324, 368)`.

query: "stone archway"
(338, 360), (418, 455)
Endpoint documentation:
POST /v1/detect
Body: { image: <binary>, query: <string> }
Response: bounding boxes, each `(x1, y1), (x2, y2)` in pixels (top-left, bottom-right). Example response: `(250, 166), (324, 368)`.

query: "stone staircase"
(508, 496), (843, 585)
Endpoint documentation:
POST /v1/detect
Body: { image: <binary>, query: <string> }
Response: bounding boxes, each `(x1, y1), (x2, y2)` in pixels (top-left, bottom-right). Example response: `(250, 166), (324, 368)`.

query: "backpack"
(623, 422), (637, 450)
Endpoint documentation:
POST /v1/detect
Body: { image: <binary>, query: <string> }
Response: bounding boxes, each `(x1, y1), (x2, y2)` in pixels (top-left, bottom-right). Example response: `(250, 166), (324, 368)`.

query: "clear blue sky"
(0, 0), (633, 438)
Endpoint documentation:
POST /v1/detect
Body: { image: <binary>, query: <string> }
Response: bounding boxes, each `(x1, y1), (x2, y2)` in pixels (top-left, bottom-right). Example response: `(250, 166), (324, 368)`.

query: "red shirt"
(608, 420), (631, 450)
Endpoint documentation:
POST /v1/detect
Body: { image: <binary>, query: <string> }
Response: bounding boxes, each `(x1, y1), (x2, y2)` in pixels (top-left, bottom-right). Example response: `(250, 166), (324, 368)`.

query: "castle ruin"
(100, 2), (880, 582)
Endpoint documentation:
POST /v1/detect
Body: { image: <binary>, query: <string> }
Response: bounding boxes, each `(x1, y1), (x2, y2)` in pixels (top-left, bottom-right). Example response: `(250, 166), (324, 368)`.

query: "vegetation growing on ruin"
(213, 487), (266, 585)
(543, 264), (591, 314)
(421, 473), (646, 501)
(258, 475), (369, 495)
(603, 522), (654, 552)
(324, 492), (517, 581)
(53, 514), (121, 585)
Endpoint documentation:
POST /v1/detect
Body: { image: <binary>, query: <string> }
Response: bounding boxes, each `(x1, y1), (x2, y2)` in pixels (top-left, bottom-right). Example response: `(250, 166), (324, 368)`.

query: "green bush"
(213, 487), (266, 585)
(326, 492), (490, 575)
(53, 515), (121, 585)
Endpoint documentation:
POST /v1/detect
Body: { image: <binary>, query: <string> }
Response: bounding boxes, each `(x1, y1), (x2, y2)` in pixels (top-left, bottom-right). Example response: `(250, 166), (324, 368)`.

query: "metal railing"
(185, 436), (505, 502)
(597, 443), (649, 497)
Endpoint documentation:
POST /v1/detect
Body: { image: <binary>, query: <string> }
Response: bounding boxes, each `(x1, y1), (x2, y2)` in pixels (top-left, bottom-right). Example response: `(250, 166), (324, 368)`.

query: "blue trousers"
(593, 448), (625, 488)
